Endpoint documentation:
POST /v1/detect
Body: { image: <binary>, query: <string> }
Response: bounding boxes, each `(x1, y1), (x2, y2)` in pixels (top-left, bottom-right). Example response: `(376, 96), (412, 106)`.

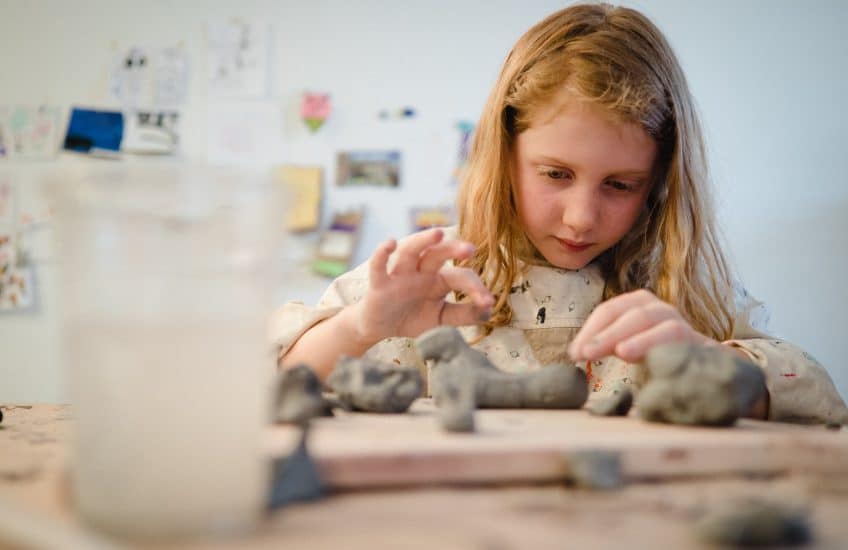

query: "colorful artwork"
(301, 92), (331, 133)
(313, 209), (364, 278)
(0, 232), (35, 312)
(0, 106), (61, 160)
(336, 151), (401, 187)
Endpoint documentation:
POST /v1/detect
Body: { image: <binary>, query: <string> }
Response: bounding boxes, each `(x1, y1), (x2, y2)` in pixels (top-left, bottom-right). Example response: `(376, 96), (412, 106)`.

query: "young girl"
(272, 3), (847, 424)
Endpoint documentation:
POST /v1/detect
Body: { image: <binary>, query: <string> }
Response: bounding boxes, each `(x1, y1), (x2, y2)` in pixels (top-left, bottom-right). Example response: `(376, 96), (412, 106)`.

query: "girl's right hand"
(348, 228), (494, 346)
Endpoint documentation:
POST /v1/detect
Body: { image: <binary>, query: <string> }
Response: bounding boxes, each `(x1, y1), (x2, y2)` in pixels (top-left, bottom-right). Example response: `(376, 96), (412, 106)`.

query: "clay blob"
(274, 363), (333, 425)
(566, 450), (623, 490)
(268, 427), (325, 509)
(327, 356), (423, 413)
(430, 361), (476, 432)
(415, 327), (589, 432)
(586, 380), (633, 417)
(637, 343), (766, 426)
(696, 497), (811, 546)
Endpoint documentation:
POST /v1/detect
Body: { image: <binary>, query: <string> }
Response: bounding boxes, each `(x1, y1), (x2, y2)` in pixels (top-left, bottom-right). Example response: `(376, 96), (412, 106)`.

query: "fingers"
(613, 319), (700, 362)
(388, 228), (444, 274)
(568, 289), (656, 358)
(369, 239), (396, 287)
(438, 302), (493, 327)
(574, 301), (679, 361)
(439, 265), (494, 312)
(417, 239), (476, 272)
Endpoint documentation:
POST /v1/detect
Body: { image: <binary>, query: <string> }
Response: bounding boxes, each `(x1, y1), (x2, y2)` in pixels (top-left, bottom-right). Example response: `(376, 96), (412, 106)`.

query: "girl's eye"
(607, 180), (635, 192)
(538, 167), (570, 180)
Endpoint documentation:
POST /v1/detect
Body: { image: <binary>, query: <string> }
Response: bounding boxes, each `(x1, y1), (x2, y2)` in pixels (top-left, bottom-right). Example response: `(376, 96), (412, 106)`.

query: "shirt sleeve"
(268, 260), (370, 358)
(268, 260), (426, 376)
(724, 282), (848, 424)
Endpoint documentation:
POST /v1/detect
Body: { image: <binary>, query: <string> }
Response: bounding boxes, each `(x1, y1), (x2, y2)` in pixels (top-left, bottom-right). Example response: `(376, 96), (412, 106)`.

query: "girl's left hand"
(568, 289), (715, 362)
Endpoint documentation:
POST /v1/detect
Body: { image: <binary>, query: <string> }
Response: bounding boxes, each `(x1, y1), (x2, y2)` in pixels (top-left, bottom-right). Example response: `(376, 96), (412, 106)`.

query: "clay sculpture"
(415, 326), (589, 431)
(637, 343), (766, 426)
(327, 356), (423, 413)
(274, 363), (333, 425)
(431, 362), (477, 432)
(586, 380), (633, 417)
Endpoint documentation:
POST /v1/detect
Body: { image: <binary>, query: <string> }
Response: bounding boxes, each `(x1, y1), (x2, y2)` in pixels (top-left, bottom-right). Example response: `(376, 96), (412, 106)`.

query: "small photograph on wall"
(336, 151), (401, 187)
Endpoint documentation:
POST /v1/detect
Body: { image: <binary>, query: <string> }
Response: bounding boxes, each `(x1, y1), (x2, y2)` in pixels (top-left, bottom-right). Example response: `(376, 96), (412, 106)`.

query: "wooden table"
(2, 402), (848, 549)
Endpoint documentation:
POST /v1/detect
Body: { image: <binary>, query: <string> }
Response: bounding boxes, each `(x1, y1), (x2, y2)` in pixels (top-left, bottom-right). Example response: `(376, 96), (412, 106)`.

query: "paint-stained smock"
(270, 233), (848, 425)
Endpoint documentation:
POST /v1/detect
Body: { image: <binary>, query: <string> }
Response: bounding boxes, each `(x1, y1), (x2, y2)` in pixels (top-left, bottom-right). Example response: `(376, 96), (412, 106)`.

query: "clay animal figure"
(274, 364), (333, 425)
(327, 356), (423, 413)
(415, 326), (589, 432)
(586, 380), (633, 417)
(637, 343), (766, 426)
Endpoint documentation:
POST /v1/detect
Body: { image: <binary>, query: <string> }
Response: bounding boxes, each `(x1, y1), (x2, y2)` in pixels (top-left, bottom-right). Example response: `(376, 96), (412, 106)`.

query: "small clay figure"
(431, 363), (476, 432)
(327, 356), (423, 413)
(637, 343), (766, 426)
(268, 426), (325, 509)
(416, 326), (589, 418)
(586, 381), (633, 416)
(566, 450), (623, 490)
(696, 497), (811, 546)
(274, 363), (333, 426)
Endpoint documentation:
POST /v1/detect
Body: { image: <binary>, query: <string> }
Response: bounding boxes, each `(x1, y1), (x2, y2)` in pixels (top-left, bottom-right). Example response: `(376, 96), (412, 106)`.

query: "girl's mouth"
(556, 237), (593, 252)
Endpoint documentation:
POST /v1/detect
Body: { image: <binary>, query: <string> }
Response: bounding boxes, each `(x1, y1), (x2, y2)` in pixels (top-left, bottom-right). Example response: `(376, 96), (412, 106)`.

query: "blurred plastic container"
(50, 161), (285, 541)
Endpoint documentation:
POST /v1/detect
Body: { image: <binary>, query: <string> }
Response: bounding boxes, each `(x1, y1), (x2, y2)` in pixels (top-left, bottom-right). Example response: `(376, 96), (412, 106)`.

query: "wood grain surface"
(266, 399), (848, 489)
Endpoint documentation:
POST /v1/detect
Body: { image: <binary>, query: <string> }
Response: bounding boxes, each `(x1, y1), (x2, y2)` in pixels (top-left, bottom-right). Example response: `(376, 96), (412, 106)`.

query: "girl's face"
(514, 99), (657, 270)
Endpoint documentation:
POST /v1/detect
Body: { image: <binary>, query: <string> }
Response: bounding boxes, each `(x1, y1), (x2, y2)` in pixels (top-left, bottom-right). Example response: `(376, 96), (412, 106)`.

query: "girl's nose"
(560, 186), (600, 236)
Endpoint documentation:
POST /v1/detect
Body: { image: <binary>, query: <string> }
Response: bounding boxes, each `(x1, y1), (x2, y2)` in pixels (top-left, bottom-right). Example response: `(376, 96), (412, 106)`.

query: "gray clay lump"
(416, 326), (589, 410)
(637, 343), (766, 426)
(586, 380), (633, 417)
(274, 363), (333, 425)
(415, 326), (588, 432)
(327, 356), (423, 413)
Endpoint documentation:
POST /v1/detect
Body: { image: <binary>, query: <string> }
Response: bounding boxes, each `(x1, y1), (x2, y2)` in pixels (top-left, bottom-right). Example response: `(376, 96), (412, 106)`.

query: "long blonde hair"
(457, 3), (735, 341)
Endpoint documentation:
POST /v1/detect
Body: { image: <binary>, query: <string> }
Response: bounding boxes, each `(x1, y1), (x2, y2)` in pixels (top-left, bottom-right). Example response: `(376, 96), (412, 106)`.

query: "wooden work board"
(265, 398), (848, 490)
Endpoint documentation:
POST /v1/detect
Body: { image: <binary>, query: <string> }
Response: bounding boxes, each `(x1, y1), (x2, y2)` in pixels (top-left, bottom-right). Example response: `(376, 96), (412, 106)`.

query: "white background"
(1, 0), (846, 403)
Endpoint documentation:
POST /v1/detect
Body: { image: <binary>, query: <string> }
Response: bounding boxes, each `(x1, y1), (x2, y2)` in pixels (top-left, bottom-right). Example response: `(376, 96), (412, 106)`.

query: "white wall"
(1, 0), (846, 403)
